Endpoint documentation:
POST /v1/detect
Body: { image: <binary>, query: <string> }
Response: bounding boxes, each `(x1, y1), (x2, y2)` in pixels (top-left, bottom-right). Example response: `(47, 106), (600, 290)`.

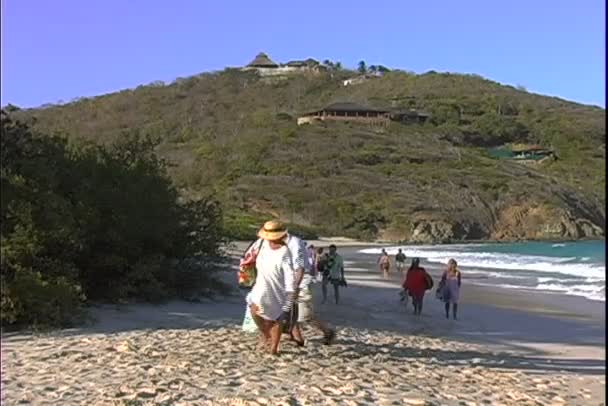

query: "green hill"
(9, 66), (606, 242)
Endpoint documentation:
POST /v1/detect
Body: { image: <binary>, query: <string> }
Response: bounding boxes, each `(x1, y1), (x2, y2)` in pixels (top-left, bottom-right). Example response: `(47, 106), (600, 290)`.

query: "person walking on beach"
(315, 247), (326, 282)
(440, 259), (462, 320)
(377, 249), (391, 279)
(403, 258), (432, 315)
(395, 249), (407, 275)
(307, 244), (316, 274)
(323, 244), (345, 304)
(247, 221), (297, 355)
(287, 238), (336, 346)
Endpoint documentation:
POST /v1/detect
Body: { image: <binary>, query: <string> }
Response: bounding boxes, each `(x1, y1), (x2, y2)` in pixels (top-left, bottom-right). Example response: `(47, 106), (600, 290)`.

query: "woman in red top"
(403, 258), (431, 315)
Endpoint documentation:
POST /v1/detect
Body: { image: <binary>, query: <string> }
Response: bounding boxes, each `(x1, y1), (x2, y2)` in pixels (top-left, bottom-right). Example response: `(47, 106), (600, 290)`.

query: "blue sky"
(1, 0), (605, 108)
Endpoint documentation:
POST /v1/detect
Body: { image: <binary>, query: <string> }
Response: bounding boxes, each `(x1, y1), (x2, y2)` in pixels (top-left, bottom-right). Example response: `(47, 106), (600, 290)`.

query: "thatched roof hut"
(247, 52), (279, 68)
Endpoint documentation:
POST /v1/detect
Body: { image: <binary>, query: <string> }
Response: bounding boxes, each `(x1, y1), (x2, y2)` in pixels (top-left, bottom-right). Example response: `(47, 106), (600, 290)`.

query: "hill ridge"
(9, 66), (605, 241)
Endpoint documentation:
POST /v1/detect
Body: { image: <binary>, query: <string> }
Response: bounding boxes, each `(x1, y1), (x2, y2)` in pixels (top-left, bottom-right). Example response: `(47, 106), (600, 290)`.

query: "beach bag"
(435, 279), (446, 300)
(424, 272), (434, 290)
(319, 256), (330, 277)
(242, 305), (258, 333)
(238, 239), (263, 288)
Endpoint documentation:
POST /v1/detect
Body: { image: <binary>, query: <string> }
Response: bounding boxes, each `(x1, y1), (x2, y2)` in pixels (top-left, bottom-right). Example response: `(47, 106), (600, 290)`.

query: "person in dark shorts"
(322, 245), (345, 305)
(395, 248), (407, 275)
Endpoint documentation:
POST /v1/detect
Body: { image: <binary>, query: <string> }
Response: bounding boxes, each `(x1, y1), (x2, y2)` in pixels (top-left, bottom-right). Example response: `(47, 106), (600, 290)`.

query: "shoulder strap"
(243, 238), (264, 258)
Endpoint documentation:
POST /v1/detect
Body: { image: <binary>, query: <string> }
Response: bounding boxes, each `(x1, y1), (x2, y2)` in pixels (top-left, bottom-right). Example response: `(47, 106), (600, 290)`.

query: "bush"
(469, 113), (529, 146)
(1, 112), (227, 328)
(1, 269), (85, 329)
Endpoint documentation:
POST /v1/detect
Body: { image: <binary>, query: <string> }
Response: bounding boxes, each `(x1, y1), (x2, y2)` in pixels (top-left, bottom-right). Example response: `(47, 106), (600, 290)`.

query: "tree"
(4, 104), (21, 112)
(1, 114), (227, 328)
(335, 61), (343, 70)
(377, 65), (390, 73)
(368, 65), (377, 74)
(323, 59), (334, 69)
(357, 60), (367, 74)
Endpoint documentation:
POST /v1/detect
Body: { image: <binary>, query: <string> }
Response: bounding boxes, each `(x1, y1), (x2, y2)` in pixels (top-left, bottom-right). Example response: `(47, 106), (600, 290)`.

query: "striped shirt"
(286, 234), (312, 288)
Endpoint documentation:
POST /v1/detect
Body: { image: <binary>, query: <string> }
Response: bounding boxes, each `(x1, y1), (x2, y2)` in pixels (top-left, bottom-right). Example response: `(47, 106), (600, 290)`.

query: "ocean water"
(359, 240), (606, 301)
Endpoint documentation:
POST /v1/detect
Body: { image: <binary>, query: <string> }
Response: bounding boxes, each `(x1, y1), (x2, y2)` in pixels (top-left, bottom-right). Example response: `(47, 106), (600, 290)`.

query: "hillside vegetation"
(10, 67), (606, 242)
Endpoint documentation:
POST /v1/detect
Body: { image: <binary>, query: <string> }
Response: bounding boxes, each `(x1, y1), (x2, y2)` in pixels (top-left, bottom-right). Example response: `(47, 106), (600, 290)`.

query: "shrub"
(1, 112), (227, 328)
(0, 269), (86, 329)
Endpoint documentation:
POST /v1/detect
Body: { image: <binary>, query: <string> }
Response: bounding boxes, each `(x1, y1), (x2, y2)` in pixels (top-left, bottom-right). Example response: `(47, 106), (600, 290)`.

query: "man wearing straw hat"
(247, 220), (298, 354)
(253, 220), (336, 347)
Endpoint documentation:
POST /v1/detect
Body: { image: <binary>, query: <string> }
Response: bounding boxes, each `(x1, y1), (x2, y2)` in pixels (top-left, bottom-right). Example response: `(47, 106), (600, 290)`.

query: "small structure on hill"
(296, 102), (430, 126)
(286, 58), (321, 68)
(511, 144), (555, 160)
(246, 52), (279, 68)
(242, 52), (327, 76)
(390, 109), (431, 124)
(488, 144), (556, 164)
(297, 103), (389, 126)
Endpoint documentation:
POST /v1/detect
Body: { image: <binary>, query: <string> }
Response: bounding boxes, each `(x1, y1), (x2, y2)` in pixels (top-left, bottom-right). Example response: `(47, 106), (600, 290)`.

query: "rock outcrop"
(491, 202), (604, 241)
(380, 198), (605, 243)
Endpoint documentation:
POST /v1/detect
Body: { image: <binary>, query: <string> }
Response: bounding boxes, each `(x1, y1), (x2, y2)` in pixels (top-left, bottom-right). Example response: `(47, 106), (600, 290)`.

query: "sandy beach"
(1, 241), (605, 405)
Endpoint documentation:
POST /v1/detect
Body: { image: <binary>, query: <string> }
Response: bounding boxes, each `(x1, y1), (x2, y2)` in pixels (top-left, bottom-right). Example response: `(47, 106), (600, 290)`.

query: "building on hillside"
(286, 58), (318, 68)
(390, 109), (431, 124)
(297, 103), (390, 126)
(242, 52), (327, 76)
(488, 144), (557, 164)
(296, 102), (430, 126)
(511, 144), (556, 161)
(247, 52), (279, 68)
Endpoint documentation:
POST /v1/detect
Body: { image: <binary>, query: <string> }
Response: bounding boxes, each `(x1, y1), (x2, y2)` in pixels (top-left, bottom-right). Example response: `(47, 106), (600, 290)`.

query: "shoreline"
(227, 238), (606, 304)
(228, 237), (605, 250)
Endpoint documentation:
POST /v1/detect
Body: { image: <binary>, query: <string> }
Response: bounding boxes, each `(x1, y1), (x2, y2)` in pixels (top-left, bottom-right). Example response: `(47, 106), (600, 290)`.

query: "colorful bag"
(242, 305), (258, 333)
(238, 239), (263, 288)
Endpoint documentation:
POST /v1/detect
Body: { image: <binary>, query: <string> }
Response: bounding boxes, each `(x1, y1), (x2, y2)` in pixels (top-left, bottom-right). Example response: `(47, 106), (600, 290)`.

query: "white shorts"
(396, 261), (406, 269)
(297, 286), (314, 322)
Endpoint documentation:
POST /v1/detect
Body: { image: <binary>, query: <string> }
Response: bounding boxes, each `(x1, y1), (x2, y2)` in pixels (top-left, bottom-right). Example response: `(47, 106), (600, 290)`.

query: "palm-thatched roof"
(247, 52), (279, 68)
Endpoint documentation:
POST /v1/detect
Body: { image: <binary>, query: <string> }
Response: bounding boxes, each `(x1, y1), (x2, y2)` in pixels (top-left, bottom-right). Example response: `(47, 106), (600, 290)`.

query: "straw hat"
(258, 220), (288, 241)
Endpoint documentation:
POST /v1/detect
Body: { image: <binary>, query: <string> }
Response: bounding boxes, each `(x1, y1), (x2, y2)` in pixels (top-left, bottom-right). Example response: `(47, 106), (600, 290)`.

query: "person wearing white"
(247, 221), (297, 354)
(247, 239), (295, 321)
